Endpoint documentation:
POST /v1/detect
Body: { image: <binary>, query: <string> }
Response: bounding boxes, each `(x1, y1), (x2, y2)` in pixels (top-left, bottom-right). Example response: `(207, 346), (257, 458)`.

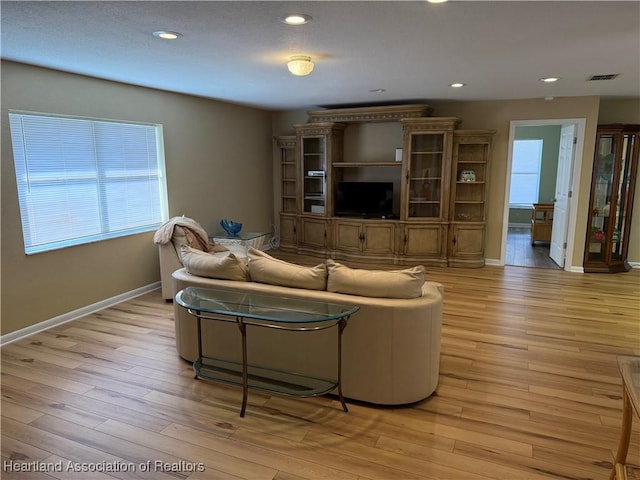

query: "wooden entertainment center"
(276, 104), (495, 267)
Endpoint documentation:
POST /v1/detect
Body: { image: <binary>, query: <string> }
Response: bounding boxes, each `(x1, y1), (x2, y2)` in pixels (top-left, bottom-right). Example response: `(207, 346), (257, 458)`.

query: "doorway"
(501, 119), (586, 271)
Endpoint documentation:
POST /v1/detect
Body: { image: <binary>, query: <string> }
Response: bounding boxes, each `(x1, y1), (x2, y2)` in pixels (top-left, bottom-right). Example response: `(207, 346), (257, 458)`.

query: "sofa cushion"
(180, 246), (249, 281)
(247, 248), (327, 290)
(326, 259), (425, 299)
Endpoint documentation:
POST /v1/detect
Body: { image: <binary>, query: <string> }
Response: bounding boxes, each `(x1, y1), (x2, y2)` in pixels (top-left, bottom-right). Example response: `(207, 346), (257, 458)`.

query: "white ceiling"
(2, 1), (639, 111)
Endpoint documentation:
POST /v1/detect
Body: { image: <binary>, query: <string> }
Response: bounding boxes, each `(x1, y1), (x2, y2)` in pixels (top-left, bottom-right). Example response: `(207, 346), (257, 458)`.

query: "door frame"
(501, 118), (586, 271)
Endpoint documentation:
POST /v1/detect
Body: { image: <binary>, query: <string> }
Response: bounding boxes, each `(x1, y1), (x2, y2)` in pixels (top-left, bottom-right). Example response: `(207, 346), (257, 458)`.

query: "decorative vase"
(220, 219), (242, 237)
(459, 170), (476, 182)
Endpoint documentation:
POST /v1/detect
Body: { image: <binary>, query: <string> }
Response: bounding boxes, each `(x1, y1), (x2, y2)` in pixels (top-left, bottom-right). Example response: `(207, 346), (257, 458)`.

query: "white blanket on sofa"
(153, 216), (210, 252)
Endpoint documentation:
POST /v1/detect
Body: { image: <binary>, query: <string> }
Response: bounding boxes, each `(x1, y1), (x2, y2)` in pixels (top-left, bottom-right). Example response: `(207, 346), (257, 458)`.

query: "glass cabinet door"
(407, 133), (444, 218)
(611, 132), (636, 261)
(586, 133), (615, 263)
(301, 136), (327, 215)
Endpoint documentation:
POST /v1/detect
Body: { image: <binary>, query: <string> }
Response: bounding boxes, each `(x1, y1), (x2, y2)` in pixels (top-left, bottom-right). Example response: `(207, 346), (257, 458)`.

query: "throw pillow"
(326, 259), (424, 299)
(180, 246), (249, 281)
(247, 248), (327, 290)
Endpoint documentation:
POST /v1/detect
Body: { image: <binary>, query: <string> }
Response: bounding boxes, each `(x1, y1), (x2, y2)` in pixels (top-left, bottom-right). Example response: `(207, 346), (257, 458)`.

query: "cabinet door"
(334, 221), (362, 253)
(406, 132), (445, 219)
(402, 224), (444, 256)
(279, 214), (297, 250)
(362, 223), (395, 254)
(301, 136), (327, 215)
(299, 217), (329, 249)
(449, 224), (485, 267)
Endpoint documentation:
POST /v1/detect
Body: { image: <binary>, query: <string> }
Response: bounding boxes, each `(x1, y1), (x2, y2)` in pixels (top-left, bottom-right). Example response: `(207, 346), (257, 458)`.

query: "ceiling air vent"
(587, 74), (619, 81)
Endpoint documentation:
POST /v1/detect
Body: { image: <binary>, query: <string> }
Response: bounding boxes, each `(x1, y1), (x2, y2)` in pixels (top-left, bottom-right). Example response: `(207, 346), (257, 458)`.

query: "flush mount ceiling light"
(281, 14), (312, 25)
(287, 56), (314, 76)
(540, 77), (560, 83)
(450, 82), (466, 88)
(152, 31), (183, 40)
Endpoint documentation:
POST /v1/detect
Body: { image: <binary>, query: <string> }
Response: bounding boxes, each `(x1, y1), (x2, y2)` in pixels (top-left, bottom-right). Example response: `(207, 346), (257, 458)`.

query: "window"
(9, 111), (169, 254)
(509, 139), (543, 206)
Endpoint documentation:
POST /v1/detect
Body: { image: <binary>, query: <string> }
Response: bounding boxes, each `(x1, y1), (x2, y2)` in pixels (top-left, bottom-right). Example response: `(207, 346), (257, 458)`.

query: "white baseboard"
(629, 261), (640, 269)
(484, 258), (501, 266)
(508, 223), (531, 229)
(0, 282), (161, 347)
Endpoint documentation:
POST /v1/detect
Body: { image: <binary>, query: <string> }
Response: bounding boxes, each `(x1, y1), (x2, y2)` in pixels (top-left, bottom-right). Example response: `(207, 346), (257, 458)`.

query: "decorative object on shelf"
(287, 55), (314, 76)
(220, 219), (243, 237)
(459, 170), (476, 182)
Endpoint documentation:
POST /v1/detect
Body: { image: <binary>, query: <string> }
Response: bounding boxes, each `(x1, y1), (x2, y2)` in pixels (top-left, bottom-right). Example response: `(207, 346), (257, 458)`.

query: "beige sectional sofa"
(170, 248), (443, 406)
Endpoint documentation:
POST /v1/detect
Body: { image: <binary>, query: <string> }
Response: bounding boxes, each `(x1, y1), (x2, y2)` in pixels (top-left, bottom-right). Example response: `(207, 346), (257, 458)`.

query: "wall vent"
(587, 74), (619, 81)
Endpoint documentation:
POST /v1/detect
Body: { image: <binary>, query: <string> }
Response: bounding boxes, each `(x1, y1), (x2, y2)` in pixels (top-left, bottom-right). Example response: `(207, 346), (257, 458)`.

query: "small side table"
(210, 231), (272, 253)
(531, 203), (554, 245)
(610, 356), (640, 480)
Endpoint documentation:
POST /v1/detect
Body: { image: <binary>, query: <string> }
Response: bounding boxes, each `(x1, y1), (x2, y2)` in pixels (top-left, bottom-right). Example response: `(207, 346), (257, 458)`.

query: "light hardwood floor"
(2, 262), (639, 479)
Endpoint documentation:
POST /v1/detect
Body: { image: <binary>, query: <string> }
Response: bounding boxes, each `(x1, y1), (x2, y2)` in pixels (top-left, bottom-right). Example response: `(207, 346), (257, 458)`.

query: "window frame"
(8, 110), (169, 254)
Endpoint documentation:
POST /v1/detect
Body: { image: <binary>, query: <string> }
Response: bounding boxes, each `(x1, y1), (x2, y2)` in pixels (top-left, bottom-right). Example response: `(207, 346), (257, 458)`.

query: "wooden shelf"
(333, 162), (401, 167)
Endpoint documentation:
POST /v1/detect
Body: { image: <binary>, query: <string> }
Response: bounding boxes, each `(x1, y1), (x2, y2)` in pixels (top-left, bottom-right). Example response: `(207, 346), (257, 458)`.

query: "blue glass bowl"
(220, 219), (242, 237)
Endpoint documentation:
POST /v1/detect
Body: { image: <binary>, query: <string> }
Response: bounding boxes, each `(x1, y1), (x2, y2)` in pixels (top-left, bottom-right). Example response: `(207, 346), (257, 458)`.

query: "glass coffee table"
(175, 287), (359, 417)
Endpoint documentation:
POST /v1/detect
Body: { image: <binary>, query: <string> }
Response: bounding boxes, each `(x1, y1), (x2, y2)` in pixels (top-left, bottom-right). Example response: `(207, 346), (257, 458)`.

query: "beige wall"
(1, 61), (273, 335)
(598, 98), (640, 264)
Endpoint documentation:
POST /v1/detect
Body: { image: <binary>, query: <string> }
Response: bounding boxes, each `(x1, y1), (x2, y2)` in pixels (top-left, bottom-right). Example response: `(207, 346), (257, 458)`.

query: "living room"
(2, 1), (640, 479)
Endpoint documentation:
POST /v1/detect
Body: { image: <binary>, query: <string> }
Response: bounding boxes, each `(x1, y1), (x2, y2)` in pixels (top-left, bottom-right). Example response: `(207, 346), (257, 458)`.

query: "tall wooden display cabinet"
(583, 124), (639, 273)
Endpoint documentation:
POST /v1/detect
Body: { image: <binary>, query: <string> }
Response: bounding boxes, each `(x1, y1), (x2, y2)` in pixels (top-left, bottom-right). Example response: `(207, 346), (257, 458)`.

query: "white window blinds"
(9, 111), (169, 254)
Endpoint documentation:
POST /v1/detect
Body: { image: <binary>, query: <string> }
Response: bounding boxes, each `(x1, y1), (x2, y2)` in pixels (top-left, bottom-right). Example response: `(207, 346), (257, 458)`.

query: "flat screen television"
(335, 181), (394, 218)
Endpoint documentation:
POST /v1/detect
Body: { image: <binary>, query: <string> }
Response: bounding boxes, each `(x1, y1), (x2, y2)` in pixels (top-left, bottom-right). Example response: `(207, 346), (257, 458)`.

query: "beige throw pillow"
(247, 248), (327, 290)
(180, 246), (249, 281)
(326, 259), (424, 299)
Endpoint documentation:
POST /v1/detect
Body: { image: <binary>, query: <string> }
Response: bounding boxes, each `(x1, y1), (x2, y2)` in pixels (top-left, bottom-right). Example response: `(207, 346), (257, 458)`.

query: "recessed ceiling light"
(368, 89), (386, 93)
(153, 31), (183, 40)
(282, 14), (312, 25)
(540, 77), (560, 83)
(427, 0), (448, 3)
(450, 83), (466, 88)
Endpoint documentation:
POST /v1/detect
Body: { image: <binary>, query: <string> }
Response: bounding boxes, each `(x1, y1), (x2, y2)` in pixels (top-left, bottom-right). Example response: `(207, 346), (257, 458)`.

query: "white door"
(550, 124), (576, 266)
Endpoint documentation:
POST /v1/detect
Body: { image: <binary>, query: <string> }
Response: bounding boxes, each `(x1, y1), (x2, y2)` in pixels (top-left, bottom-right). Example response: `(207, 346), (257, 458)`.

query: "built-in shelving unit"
(276, 105), (495, 267)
